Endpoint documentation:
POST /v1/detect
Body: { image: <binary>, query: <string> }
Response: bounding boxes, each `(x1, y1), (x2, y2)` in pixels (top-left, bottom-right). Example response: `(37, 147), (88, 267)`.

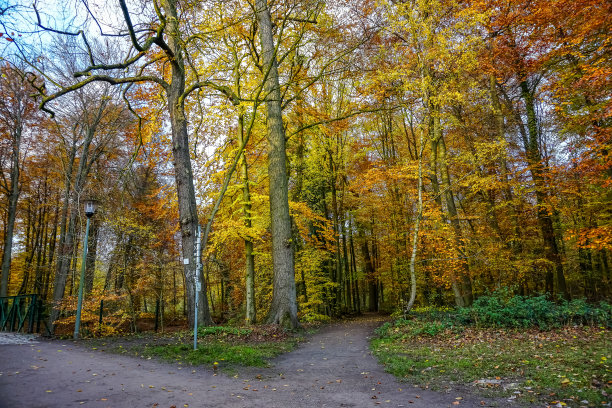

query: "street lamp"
(74, 199), (97, 339)
(84, 200), (96, 217)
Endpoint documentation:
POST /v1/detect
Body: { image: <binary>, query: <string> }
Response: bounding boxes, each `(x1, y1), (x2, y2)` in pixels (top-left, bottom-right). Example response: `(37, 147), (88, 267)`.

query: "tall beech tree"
(255, 0), (298, 328)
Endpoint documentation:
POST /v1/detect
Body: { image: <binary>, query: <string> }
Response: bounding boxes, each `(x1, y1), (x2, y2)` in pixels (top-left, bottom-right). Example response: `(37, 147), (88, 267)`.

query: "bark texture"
(162, 0), (213, 327)
(256, 0), (298, 328)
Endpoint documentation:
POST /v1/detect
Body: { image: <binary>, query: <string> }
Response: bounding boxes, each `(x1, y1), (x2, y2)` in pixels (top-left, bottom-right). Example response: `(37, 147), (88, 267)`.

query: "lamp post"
(74, 199), (97, 340)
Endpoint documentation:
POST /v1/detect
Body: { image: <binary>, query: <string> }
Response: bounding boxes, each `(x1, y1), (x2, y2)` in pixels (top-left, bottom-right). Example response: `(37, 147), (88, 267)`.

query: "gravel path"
(0, 333), (39, 345)
(0, 316), (499, 407)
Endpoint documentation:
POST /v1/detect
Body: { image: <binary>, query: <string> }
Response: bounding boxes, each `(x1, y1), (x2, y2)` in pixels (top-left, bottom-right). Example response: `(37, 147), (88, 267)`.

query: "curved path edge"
(0, 315), (502, 407)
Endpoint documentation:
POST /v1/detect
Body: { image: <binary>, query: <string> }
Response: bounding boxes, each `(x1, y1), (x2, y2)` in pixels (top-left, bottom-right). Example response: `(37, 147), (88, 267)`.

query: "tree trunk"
(0, 123), (21, 297)
(438, 131), (473, 306)
(349, 220), (361, 313)
(48, 98), (108, 332)
(34, 190), (49, 295)
(405, 127), (426, 313)
(519, 80), (568, 298)
(238, 114), (256, 325)
(429, 132), (464, 306)
(489, 76), (524, 255)
(360, 230), (378, 312)
(43, 197), (60, 300)
(162, 0), (212, 327)
(256, 0), (298, 328)
(47, 141), (77, 332)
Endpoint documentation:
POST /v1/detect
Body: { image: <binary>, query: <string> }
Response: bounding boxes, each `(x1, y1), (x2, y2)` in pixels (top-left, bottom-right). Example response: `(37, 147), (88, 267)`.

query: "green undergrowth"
(460, 294), (612, 330)
(143, 340), (295, 369)
(395, 294), (612, 330)
(373, 298), (612, 407)
(86, 324), (302, 372)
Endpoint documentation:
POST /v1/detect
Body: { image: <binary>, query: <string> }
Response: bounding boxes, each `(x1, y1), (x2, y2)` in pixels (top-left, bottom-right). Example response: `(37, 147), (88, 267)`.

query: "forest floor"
(0, 313), (508, 407)
(372, 319), (611, 408)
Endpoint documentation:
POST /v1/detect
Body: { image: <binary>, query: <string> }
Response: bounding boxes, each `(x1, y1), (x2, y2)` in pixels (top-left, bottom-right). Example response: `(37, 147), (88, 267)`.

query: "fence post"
(0, 297), (6, 331)
(28, 295), (37, 333)
(36, 299), (43, 333)
(10, 297), (18, 331)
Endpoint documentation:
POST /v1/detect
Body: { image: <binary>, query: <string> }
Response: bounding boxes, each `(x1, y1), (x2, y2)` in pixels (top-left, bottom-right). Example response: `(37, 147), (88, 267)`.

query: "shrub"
(54, 291), (133, 337)
(460, 291), (611, 329)
(376, 312), (462, 339)
(395, 290), (612, 332)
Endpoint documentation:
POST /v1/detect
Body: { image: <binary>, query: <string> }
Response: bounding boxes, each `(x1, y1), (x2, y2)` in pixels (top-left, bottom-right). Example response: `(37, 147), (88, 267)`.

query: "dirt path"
(0, 316), (499, 407)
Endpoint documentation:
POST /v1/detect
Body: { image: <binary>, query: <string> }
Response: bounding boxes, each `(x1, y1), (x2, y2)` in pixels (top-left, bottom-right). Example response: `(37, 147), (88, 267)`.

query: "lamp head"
(84, 199), (97, 218)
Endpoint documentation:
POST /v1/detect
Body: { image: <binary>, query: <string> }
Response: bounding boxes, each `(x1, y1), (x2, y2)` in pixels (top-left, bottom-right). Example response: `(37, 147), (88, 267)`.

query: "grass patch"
(372, 318), (611, 407)
(85, 324), (302, 372)
(143, 340), (295, 368)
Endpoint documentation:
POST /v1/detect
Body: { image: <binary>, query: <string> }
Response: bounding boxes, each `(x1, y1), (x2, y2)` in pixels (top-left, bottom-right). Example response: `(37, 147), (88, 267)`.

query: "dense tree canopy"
(0, 0), (609, 332)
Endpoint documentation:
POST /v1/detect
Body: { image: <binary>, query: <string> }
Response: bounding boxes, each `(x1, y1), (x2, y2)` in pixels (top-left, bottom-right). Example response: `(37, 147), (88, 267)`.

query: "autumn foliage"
(0, 0), (609, 333)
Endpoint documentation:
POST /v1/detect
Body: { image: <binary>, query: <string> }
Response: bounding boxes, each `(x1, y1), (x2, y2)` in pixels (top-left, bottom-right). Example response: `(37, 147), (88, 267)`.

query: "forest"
(0, 0), (609, 334)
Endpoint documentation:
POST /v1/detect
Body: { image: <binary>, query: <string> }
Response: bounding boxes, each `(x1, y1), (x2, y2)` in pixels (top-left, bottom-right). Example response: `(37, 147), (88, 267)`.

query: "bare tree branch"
(33, 3), (96, 66)
(40, 74), (167, 117)
(118, 0), (144, 52)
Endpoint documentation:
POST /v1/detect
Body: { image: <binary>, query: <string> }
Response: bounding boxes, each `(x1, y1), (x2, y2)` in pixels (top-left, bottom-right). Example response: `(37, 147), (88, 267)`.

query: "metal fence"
(0, 295), (41, 333)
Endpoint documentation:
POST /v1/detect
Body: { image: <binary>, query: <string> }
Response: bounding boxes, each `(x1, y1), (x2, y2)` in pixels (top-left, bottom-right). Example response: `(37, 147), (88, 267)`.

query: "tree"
(47, 82), (129, 332)
(19, 0), (214, 326)
(480, 0), (573, 297)
(255, 0), (298, 328)
(0, 64), (39, 297)
(405, 121), (426, 312)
